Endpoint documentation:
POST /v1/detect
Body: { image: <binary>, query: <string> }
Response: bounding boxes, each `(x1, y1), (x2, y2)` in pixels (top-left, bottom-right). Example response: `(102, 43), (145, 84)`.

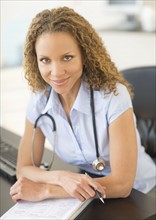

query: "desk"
(76, 189), (156, 220)
(1, 173), (156, 219)
(0, 128), (156, 219)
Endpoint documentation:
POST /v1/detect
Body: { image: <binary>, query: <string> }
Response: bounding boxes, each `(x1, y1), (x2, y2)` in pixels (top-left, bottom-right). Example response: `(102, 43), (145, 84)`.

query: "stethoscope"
(31, 88), (105, 172)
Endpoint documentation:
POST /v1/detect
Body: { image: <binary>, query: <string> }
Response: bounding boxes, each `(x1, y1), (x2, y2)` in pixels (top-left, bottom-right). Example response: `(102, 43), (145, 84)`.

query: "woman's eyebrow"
(38, 55), (49, 58)
(63, 51), (74, 55)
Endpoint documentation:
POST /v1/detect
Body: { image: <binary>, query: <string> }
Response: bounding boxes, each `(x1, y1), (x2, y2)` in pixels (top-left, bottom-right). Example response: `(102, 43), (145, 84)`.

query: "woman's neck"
(58, 80), (81, 120)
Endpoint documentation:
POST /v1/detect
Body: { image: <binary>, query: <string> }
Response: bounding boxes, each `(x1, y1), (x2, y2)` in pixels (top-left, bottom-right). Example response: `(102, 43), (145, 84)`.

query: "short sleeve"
(26, 91), (47, 125)
(107, 83), (133, 124)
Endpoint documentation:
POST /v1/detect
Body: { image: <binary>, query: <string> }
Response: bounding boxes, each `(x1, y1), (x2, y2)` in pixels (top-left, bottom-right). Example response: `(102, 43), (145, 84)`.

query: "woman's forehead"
(35, 32), (81, 56)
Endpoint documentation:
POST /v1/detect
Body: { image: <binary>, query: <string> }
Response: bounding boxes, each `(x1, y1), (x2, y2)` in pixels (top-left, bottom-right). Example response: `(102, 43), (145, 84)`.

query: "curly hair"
(24, 6), (133, 97)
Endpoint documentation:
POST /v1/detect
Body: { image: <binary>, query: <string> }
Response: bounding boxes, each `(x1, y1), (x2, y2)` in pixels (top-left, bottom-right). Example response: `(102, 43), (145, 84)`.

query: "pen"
(95, 189), (105, 204)
(85, 172), (105, 204)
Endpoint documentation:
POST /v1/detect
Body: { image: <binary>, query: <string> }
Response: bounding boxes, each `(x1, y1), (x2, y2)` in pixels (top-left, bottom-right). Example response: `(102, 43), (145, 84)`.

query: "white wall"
(1, 0), (155, 67)
(1, 1), (106, 66)
(1, 1), (105, 28)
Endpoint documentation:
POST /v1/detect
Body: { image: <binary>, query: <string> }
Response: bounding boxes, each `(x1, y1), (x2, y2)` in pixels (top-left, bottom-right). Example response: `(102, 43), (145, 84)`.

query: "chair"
(121, 66), (156, 162)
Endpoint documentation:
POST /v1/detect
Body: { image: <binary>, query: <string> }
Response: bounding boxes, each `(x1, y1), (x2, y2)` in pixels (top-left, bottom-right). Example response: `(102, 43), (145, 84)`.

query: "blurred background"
(1, 0), (156, 136)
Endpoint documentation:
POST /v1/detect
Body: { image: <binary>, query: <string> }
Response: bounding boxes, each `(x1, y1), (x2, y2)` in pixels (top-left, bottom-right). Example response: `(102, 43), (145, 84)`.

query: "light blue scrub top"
(26, 81), (156, 193)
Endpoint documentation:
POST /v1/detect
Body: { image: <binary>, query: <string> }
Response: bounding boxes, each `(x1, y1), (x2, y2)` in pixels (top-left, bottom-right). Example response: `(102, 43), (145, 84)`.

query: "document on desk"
(1, 198), (92, 219)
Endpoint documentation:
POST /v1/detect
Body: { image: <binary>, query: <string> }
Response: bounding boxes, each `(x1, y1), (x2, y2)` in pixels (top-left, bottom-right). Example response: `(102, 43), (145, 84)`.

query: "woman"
(10, 7), (155, 202)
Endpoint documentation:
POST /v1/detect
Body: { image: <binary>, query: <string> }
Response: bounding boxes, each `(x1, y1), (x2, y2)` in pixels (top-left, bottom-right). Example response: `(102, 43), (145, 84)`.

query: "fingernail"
(103, 194), (106, 199)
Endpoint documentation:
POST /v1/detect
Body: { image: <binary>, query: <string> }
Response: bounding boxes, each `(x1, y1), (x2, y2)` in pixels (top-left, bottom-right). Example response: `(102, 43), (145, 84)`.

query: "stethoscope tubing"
(31, 113), (56, 170)
(31, 88), (105, 171)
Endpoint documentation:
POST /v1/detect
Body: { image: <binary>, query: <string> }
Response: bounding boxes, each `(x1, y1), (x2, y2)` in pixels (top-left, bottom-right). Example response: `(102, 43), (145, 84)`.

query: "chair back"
(121, 66), (156, 161)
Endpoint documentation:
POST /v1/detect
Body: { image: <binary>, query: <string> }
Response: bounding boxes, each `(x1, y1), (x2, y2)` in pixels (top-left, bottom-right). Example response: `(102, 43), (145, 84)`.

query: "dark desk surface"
(77, 189), (156, 220)
(0, 174), (156, 220)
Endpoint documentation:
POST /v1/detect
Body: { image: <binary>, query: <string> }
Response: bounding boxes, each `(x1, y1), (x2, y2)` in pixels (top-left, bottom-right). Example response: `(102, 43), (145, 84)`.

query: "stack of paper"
(1, 198), (92, 220)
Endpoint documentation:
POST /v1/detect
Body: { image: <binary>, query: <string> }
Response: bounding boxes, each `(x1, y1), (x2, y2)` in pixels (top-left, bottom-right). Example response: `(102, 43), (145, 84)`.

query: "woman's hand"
(58, 171), (106, 202)
(10, 177), (49, 202)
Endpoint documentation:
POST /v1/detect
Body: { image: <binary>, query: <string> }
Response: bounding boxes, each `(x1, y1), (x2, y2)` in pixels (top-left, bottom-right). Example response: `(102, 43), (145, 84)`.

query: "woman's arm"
(10, 177), (70, 202)
(16, 118), (46, 180)
(95, 108), (137, 198)
(14, 119), (105, 202)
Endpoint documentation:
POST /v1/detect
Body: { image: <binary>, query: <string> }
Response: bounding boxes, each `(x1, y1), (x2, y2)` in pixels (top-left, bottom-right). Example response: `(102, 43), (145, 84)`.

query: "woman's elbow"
(118, 180), (134, 198)
(121, 186), (132, 198)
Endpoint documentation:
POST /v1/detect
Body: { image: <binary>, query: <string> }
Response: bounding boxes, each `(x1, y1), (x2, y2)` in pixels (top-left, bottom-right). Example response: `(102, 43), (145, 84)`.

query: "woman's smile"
(50, 77), (70, 87)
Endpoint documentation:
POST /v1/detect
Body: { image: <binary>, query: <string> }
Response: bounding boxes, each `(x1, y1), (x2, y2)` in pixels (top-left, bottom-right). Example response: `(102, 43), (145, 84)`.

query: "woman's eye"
(63, 55), (73, 61)
(40, 58), (50, 63)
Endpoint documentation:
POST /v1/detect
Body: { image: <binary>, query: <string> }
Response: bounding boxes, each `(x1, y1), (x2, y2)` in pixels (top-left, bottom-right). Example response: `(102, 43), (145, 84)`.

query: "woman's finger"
(10, 185), (19, 197)
(11, 193), (21, 202)
(84, 174), (106, 197)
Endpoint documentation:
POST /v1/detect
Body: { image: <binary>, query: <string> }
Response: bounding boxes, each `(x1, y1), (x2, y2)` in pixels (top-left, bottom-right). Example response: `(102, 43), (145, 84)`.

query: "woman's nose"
(50, 62), (64, 76)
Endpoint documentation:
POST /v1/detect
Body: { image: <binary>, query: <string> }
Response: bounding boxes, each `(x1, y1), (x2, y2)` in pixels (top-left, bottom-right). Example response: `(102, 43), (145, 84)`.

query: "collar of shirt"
(41, 81), (105, 115)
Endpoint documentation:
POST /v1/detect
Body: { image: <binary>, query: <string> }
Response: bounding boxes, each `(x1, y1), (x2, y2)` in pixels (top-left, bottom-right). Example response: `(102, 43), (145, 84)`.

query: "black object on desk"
(76, 189), (156, 220)
(0, 127), (19, 183)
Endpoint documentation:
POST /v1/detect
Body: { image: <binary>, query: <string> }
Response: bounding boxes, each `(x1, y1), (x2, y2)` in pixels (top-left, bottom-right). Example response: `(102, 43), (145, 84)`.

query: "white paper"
(1, 198), (92, 220)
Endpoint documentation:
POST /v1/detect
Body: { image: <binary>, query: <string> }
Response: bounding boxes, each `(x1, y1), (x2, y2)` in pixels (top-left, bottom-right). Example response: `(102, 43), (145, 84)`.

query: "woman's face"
(35, 32), (83, 96)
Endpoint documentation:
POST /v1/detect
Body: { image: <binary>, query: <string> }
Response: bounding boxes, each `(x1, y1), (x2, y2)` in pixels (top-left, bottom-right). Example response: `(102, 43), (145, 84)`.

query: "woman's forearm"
(16, 165), (63, 185)
(10, 177), (71, 202)
(16, 167), (106, 202)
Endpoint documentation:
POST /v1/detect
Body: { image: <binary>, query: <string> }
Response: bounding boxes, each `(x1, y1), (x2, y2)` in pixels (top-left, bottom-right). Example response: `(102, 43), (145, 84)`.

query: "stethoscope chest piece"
(92, 157), (105, 172)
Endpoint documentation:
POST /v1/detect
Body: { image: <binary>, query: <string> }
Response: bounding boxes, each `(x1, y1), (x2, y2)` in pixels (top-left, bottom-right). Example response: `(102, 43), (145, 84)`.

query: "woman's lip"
(50, 77), (69, 86)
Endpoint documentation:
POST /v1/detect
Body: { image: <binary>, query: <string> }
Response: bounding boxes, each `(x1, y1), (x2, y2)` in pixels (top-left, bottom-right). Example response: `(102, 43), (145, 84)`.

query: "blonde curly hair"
(24, 6), (132, 97)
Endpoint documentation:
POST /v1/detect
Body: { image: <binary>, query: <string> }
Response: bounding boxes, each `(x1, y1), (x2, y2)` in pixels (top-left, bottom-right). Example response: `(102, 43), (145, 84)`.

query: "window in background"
(104, 0), (143, 31)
